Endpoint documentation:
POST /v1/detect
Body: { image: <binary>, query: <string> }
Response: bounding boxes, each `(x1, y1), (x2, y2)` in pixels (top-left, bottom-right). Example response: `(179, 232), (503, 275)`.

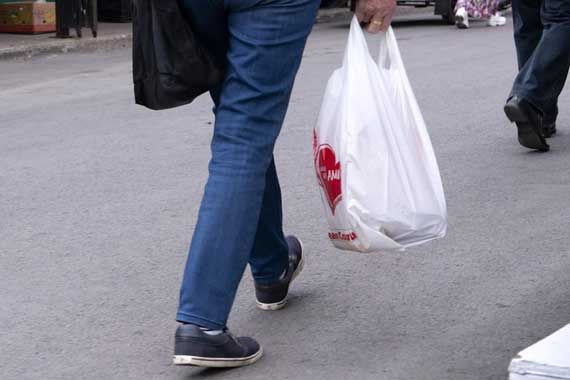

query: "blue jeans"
(511, 0), (570, 125)
(176, 0), (319, 330)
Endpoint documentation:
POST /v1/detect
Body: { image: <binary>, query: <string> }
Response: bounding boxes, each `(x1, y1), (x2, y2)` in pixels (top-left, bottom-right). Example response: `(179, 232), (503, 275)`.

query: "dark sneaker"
(254, 235), (304, 311)
(543, 122), (557, 138)
(173, 324), (262, 368)
(504, 96), (549, 152)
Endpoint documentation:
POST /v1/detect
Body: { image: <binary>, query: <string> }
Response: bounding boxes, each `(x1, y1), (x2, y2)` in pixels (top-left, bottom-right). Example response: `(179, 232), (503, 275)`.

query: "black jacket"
(132, 0), (224, 110)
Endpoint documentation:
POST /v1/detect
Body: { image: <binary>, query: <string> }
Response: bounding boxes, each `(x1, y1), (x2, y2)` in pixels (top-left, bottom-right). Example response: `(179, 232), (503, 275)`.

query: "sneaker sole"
(173, 347), (263, 368)
(255, 239), (305, 311)
(504, 103), (549, 152)
(256, 297), (288, 311)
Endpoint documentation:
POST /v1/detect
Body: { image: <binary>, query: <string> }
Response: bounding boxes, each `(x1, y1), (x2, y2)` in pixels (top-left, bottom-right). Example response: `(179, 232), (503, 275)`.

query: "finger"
(380, 14), (393, 32)
(366, 14), (384, 34)
(379, 0), (397, 31)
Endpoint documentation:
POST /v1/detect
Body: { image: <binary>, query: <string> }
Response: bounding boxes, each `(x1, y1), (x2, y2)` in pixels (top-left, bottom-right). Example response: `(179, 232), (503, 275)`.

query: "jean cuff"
(511, 91), (545, 116)
(176, 312), (226, 330)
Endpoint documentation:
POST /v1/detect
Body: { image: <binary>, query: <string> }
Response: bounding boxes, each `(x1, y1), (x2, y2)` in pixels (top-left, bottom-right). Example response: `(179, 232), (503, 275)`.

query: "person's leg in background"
(454, 0), (507, 28)
(486, 0), (506, 27)
(511, 0), (558, 131)
(174, 0), (320, 368)
(505, 0), (570, 150)
(509, 0), (570, 133)
(512, 0), (542, 68)
(455, 0), (473, 29)
(538, 0), (570, 130)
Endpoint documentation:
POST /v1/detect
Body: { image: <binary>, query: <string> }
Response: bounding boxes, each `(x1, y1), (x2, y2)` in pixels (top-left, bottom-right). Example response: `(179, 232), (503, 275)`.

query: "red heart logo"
(315, 143), (342, 215)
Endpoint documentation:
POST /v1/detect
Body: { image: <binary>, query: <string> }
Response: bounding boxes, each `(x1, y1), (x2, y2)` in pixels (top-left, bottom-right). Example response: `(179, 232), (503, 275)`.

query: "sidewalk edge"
(0, 33), (132, 61)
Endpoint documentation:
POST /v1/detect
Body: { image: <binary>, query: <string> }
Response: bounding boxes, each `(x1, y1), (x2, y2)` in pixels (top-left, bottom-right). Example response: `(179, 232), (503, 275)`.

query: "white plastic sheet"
(314, 17), (447, 252)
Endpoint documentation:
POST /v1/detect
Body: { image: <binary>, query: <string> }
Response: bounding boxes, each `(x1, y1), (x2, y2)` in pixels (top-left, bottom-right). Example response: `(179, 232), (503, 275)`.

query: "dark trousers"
(511, 0), (570, 125)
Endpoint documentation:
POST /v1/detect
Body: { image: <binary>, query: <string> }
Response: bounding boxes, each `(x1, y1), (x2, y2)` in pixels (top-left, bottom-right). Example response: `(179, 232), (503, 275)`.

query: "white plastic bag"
(314, 18), (447, 252)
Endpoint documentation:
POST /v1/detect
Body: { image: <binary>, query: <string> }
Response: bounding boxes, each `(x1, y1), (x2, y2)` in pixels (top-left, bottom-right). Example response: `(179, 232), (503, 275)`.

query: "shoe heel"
(504, 103), (527, 123)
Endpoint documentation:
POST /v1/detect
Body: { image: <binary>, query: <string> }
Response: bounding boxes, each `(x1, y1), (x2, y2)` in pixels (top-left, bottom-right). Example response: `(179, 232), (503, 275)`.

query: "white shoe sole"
(255, 239), (305, 311)
(173, 347), (263, 368)
(256, 297), (288, 311)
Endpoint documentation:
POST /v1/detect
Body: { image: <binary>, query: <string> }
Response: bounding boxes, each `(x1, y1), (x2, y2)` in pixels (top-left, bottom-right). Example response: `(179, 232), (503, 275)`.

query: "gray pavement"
(1, 12), (570, 380)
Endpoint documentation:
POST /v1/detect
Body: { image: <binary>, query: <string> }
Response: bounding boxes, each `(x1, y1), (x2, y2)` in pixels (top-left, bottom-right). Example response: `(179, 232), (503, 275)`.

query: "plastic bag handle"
(344, 17), (403, 73)
(343, 16), (376, 69)
(378, 27), (404, 71)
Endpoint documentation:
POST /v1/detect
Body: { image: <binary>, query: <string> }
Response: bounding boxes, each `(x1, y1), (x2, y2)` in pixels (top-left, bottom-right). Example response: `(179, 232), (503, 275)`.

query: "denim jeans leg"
(540, 0), (570, 124)
(177, 0), (319, 329)
(512, 0), (542, 69)
(511, 0), (558, 124)
(248, 158), (289, 286)
(511, 0), (570, 119)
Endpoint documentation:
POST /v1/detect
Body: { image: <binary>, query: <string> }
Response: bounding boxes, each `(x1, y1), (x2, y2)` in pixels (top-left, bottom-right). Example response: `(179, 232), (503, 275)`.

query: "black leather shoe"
(254, 236), (304, 311)
(173, 324), (262, 367)
(504, 96), (549, 152)
(543, 122), (557, 138)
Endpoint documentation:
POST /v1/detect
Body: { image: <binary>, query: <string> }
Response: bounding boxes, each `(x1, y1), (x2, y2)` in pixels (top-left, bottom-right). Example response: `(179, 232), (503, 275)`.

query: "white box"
(509, 324), (570, 380)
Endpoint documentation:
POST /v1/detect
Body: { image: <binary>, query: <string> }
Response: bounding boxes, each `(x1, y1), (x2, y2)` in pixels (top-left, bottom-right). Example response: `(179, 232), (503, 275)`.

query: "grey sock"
(199, 327), (223, 336)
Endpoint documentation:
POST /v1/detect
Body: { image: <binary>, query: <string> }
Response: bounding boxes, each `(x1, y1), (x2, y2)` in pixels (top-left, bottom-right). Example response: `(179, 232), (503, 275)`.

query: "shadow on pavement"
(392, 18), (450, 28)
(182, 367), (235, 378)
(516, 130), (569, 155)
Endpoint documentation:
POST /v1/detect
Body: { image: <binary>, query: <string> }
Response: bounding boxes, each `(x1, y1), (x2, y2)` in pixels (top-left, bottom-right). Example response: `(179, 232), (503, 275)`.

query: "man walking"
(172, 0), (397, 368)
(504, 0), (570, 151)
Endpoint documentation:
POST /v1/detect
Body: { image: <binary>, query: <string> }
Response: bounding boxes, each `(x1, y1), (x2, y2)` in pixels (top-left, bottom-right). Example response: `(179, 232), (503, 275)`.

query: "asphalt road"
(2, 12), (570, 380)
